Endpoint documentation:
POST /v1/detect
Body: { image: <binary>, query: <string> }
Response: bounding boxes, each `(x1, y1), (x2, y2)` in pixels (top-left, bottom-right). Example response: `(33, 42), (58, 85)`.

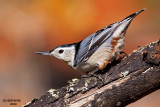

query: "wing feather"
(73, 26), (113, 67)
(73, 9), (145, 67)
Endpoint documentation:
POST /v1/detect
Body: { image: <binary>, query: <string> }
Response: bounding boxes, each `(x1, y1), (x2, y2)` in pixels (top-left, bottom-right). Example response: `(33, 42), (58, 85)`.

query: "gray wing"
(73, 9), (145, 67)
(73, 25), (114, 67)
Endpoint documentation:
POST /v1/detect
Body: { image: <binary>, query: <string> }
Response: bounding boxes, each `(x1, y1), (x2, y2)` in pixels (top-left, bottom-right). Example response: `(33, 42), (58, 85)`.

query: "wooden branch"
(23, 40), (160, 107)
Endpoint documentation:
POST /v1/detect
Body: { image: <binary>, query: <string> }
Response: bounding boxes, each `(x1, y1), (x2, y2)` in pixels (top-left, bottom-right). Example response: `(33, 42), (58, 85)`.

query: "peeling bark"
(23, 40), (160, 107)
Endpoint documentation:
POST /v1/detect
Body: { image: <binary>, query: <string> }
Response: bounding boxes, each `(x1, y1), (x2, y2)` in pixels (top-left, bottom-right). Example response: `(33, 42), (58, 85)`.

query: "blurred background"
(0, 0), (159, 106)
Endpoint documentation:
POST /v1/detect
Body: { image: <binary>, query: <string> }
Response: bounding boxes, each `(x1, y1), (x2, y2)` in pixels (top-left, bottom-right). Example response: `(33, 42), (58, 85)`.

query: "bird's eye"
(58, 49), (64, 54)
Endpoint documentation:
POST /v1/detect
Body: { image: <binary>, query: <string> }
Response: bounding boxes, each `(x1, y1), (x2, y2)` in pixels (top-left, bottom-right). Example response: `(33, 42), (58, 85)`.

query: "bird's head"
(36, 44), (75, 63)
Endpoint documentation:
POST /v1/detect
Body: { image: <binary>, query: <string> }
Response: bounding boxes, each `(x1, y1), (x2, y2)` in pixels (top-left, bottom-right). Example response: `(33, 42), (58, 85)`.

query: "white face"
(50, 46), (75, 63)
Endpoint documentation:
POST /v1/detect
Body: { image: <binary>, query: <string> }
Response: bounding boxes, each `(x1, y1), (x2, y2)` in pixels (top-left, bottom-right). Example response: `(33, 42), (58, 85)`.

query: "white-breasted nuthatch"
(36, 9), (145, 73)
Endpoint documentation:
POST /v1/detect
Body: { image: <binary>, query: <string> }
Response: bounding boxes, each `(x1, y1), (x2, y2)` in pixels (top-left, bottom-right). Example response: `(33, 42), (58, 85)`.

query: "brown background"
(0, 0), (159, 106)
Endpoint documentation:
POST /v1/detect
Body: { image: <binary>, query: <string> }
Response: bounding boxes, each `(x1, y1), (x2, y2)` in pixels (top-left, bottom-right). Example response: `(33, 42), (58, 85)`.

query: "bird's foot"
(81, 69), (105, 86)
(81, 68), (99, 78)
(118, 51), (128, 60)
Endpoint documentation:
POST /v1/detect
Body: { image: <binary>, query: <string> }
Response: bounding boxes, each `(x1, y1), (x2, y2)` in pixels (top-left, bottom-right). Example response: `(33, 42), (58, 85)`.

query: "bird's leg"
(118, 51), (128, 60)
(81, 68), (99, 78)
(81, 60), (109, 83)
(82, 60), (109, 77)
(120, 51), (127, 56)
(95, 60), (109, 85)
(81, 69), (104, 86)
(81, 61), (110, 86)
(98, 60), (109, 70)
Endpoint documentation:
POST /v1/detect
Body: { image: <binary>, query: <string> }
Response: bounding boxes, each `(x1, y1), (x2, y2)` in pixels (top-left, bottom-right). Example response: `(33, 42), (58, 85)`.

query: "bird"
(36, 9), (145, 73)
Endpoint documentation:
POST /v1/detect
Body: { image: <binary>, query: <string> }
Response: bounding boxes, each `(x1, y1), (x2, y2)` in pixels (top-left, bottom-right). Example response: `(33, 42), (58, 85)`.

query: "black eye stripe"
(59, 50), (64, 54)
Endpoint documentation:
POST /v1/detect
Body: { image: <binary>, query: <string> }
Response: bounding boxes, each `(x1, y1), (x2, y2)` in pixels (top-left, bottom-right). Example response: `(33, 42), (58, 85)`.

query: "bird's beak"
(35, 51), (51, 56)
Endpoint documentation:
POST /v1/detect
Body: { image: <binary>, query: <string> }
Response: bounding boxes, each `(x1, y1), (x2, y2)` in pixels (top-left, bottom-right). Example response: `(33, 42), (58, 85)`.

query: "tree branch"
(23, 40), (160, 107)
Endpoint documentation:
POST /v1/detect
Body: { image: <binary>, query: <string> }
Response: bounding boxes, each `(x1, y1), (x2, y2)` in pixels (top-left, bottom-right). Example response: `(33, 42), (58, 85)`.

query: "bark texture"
(23, 40), (160, 107)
